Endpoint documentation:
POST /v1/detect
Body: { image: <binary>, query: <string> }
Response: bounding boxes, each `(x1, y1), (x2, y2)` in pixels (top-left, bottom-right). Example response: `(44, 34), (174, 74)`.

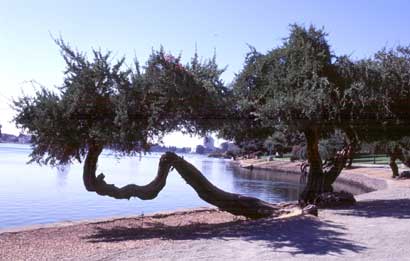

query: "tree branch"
(83, 147), (281, 219)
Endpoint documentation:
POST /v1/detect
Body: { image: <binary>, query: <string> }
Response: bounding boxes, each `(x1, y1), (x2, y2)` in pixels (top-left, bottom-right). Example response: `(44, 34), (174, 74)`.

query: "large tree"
(378, 46), (410, 178)
(230, 25), (410, 204)
(331, 46), (410, 177)
(13, 40), (281, 219)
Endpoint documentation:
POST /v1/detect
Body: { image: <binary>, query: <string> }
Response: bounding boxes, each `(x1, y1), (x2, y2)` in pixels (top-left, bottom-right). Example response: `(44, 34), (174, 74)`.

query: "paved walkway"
(112, 164), (410, 261)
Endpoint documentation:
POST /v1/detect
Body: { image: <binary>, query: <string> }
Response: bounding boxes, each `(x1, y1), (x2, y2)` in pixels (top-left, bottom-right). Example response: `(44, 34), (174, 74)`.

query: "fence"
(352, 154), (391, 165)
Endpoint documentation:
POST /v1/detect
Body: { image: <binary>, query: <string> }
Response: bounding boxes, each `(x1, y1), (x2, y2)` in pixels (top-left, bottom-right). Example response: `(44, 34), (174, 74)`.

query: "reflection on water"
(0, 144), (302, 229)
(228, 165), (303, 203)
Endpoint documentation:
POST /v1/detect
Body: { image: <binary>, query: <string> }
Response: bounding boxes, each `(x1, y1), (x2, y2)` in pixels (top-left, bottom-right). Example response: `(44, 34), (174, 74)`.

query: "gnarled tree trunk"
(345, 144), (354, 168)
(389, 146), (401, 178)
(343, 126), (359, 169)
(299, 127), (348, 206)
(83, 145), (281, 219)
(389, 145), (410, 178)
(299, 126), (326, 205)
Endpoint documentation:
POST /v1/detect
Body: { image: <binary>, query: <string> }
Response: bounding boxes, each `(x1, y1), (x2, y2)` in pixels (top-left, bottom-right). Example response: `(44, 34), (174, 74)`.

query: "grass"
(261, 153), (397, 165)
(260, 153), (293, 161)
(352, 154), (393, 165)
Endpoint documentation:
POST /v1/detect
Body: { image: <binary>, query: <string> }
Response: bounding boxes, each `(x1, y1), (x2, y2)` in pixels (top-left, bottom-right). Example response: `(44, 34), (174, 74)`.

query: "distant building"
(203, 136), (215, 150)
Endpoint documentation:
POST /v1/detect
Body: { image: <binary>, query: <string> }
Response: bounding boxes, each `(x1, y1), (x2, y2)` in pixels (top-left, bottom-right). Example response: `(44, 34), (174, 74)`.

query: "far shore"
(1, 159), (410, 260)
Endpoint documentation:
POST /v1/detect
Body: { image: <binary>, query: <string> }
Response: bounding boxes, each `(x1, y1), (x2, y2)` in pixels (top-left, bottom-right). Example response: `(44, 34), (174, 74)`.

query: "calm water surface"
(0, 143), (302, 229)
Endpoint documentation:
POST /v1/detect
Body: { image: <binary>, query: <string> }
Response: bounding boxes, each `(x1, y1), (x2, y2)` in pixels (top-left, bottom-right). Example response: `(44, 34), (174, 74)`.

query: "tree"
(231, 25), (343, 204)
(263, 127), (304, 157)
(338, 46), (410, 177)
(220, 141), (230, 152)
(195, 145), (205, 154)
(217, 50), (275, 156)
(13, 39), (281, 219)
(372, 46), (410, 177)
(230, 25), (409, 204)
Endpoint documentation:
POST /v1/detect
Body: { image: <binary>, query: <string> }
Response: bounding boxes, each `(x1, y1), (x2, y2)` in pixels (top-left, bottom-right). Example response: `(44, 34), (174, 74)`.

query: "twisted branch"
(83, 146), (281, 219)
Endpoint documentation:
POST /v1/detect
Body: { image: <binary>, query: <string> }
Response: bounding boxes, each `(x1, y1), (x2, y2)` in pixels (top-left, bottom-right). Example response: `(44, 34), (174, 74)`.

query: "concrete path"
(105, 187), (410, 261)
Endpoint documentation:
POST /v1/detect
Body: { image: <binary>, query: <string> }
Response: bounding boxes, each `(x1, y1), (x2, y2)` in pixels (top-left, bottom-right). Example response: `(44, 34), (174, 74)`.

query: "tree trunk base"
(314, 191), (356, 208)
(299, 147), (349, 206)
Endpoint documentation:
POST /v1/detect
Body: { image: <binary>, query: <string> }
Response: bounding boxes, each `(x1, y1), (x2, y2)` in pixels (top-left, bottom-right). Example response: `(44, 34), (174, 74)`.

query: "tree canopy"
(14, 39), (228, 165)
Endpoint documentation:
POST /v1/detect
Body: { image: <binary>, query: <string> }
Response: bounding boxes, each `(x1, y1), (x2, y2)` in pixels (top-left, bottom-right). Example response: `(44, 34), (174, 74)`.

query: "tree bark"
(298, 127), (349, 206)
(345, 144), (354, 168)
(388, 145), (410, 178)
(389, 146), (401, 178)
(299, 126), (326, 205)
(83, 145), (281, 219)
(322, 148), (348, 189)
(389, 158), (399, 178)
(343, 127), (358, 169)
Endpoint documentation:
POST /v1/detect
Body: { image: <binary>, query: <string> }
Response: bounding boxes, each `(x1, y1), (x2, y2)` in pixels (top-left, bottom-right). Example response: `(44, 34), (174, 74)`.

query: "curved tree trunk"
(83, 145), (281, 219)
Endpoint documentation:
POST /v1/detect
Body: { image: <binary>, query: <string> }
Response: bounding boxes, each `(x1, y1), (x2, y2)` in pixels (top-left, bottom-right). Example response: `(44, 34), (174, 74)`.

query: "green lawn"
(262, 153), (396, 165)
(352, 154), (393, 165)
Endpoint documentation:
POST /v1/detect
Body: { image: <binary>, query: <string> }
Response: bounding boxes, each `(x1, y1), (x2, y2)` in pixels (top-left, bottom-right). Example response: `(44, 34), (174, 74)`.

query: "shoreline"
(232, 159), (390, 192)
(0, 207), (217, 234)
(0, 158), (376, 235)
(1, 159), (410, 260)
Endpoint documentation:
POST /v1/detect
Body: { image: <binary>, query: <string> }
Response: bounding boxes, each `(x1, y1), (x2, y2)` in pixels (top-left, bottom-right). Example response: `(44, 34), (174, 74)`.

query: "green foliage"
(231, 24), (410, 145)
(14, 39), (227, 165)
(289, 130), (346, 161)
(345, 46), (410, 145)
(263, 127), (304, 155)
(318, 130), (346, 160)
(195, 145), (205, 154)
(13, 26), (410, 167)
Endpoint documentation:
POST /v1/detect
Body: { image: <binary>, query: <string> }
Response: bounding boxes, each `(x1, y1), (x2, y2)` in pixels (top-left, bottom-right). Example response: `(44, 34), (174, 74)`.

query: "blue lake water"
(0, 143), (302, 229)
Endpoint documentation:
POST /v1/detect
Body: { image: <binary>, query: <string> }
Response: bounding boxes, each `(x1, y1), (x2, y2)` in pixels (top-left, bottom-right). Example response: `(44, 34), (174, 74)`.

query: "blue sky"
(1, 0), (410, 147)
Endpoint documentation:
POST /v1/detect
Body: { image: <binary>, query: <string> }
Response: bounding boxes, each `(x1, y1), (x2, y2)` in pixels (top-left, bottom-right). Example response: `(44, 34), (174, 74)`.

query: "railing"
(352, 154), (392, 165)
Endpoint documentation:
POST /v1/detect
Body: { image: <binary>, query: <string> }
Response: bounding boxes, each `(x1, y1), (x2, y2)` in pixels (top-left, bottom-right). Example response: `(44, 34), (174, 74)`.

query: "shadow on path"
(85, 216), (366, 256)
(337, 198), (410, 219)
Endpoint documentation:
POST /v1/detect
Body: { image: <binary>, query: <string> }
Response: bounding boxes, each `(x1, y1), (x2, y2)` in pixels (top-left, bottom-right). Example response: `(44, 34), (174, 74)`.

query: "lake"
(0, 143), (302, 229)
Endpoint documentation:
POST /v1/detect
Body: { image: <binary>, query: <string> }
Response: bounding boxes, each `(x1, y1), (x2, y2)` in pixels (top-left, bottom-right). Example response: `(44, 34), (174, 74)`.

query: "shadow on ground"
(337, 198), (410, 219)
(85, 216), (366, 256)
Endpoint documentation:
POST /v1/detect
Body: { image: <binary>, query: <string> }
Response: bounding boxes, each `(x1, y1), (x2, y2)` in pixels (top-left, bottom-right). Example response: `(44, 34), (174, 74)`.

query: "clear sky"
(1, 0), (410, 147)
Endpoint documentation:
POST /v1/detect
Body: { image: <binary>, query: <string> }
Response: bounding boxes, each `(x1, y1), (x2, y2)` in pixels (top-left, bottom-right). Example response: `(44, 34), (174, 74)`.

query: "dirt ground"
(0, 207), (299, 261)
